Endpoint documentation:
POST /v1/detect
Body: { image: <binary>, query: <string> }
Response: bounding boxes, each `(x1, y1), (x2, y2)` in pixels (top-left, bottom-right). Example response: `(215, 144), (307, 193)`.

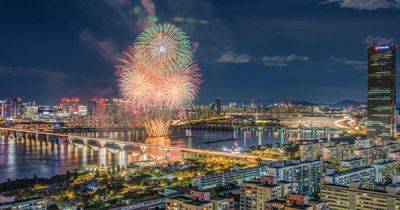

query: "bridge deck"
(0, 127), (280, 161)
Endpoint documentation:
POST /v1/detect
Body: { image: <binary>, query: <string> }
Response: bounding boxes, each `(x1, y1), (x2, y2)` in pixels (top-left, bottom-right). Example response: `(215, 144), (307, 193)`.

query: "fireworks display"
(135, 24), (193, 70)
(118, 23), (201, 137)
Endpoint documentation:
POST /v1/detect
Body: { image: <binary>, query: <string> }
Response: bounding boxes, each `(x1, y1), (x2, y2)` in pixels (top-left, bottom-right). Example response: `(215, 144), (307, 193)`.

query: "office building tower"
(87, 99), (97, 116)
(216, 97), (221, 116)
(0, 100), (6, 118)
(367, 44), (397, 141)
(0, 98), (23, 118)
(60, 97), (80, 113)
(86, 98), (109, 116)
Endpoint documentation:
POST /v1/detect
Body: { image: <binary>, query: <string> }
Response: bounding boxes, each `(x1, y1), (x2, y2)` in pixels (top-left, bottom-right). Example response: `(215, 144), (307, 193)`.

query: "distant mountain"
(290, 101), (319, 106)
(333, 100), (365, 107)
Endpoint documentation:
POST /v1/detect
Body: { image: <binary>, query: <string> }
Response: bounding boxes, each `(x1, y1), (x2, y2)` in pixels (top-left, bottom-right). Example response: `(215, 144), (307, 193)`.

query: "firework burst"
(134, 24), (193, 71)
(161, 65), (201, 109)
(117, 23), (201, 137)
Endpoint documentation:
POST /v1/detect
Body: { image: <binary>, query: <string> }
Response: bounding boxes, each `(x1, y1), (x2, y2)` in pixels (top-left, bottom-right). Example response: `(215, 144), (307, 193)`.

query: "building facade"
(323, 167), (376, 187)
(367, 44), (397, 141)
(320, 182), (400, 210)
(265, 161), (323, 197)
(166, 190), (234, 210)
(194, 165), (267, 190)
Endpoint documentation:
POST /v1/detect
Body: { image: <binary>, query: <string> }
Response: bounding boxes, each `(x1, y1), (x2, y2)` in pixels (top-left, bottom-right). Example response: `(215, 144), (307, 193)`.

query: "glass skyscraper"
(367, 44), (397, 141)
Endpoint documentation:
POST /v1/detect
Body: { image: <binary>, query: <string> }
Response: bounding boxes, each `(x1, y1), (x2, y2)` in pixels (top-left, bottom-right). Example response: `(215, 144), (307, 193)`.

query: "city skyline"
(0, 0), (399, 104)
(2, 1), (400, 209)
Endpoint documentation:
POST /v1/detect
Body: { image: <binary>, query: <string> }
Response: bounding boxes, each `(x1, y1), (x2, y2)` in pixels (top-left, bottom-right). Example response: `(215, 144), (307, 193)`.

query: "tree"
(95, 169), (100, 178)
(47, 204), (59, 210)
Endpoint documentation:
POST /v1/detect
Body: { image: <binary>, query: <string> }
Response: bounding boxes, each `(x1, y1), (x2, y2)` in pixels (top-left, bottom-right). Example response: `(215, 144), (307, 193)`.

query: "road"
(333, 116), (355, 130)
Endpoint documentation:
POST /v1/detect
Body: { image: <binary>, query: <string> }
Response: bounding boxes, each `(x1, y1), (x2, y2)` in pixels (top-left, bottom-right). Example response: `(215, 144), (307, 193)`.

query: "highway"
(333, 115), (355, 130)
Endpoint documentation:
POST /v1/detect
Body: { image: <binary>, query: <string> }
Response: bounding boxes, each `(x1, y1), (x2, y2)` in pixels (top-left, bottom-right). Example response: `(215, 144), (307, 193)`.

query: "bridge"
(0, 127), (281, 162)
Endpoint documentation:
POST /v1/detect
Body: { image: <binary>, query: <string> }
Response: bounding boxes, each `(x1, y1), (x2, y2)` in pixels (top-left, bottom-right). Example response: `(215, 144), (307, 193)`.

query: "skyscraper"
(87, 99), (97, 116)
(60, 97), (80, 114)
(367, 44), (397, 141)
(0, 98), (23, 118)
(216, 97), (221, 116)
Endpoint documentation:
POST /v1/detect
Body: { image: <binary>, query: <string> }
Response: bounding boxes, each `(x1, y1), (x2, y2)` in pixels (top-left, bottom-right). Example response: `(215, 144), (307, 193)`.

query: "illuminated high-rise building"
(60, 97), (80, 114)
(367, 45), (397, 141)
(0, 101), (5, 118)
(216, 97), (221, 116)
(87, 99), (97, 116)
(86, 98), (109, 116)
(0, 98), (23, 118)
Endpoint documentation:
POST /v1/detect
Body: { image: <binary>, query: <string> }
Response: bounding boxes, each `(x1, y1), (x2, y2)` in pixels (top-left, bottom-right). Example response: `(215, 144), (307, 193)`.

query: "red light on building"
(60, 97), (80, 113)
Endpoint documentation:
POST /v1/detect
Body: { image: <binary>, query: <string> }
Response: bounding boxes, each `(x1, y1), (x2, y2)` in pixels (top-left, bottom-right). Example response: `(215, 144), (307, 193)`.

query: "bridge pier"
(100, 141), (106, 148)
(140, 145), (147, 155)
(11, 131), (17, 139)
(118, 143), (125, 150)
(164, 149), (171, 162)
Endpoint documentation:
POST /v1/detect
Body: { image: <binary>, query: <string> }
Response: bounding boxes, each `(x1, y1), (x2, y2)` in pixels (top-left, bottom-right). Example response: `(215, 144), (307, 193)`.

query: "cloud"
(321, 0), (400, 10)
(198, 20), (210, 25)
(261, 54), (310, 67)
(330, 56), (367, 70)
(215, 51), (253, 63)
(137, 0), (157, 30)
(0, 65), (67, 81)
(80, 30), (119, 64)
(172, 16), (185, 22)
(192, 42), (200, 53)
(172, 16), (210, 25)
(364, 35), (396, 45)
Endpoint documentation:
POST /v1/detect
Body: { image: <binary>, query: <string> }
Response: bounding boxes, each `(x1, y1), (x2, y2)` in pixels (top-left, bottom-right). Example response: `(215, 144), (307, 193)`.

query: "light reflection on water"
(0, 129), (337, 182)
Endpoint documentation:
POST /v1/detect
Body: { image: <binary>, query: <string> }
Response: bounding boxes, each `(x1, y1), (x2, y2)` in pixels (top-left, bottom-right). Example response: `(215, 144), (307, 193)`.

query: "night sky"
(0, 0), (399, 105)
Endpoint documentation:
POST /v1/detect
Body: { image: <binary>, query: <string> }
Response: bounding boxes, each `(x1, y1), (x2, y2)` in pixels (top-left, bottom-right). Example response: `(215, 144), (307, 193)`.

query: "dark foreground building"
(367, 44), (397, 141)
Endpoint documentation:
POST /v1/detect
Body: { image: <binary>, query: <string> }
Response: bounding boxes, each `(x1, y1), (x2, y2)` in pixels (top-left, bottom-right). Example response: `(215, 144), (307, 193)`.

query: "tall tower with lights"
(367, 44), (397, 141)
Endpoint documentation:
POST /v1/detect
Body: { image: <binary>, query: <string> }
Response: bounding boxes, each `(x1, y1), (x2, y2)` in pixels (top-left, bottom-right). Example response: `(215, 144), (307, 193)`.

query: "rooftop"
(168, 196), (212, 206)
(322, 183), (400, 197)
(326, 166), (375, 177)
(243, 180), (278, 188)
(267, 199), (312, 209)
(268, 160), (322, 169)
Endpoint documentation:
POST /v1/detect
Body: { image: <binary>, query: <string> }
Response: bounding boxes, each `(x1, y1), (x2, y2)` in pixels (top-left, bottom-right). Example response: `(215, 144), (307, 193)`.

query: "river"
(0, 128), (338, 182)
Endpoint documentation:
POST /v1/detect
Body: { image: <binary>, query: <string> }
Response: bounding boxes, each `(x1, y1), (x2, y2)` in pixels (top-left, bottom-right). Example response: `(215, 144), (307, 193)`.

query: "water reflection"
(0, 128), (340, 182)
